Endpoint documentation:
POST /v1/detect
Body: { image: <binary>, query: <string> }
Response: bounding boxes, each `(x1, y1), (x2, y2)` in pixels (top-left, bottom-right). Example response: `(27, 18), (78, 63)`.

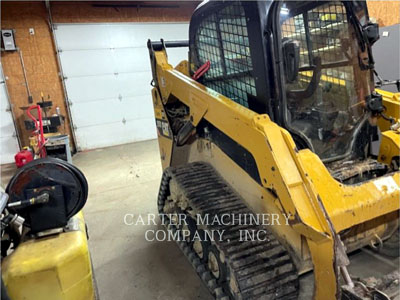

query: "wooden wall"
(50, 1), (198, 23)
(368, 1), (400, 27)
(1, 1), (198, 152)
(1, 2), (72, 150)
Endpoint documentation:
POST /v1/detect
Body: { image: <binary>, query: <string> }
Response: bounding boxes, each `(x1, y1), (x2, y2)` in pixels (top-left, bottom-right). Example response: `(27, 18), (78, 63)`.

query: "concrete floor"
(0, 140), (211, 300)
(0, 139), (398, 300)
(72, 140), (212, 300)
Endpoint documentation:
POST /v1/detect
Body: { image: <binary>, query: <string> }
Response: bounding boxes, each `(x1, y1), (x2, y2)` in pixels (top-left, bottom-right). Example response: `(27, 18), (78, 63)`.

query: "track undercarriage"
(158, 162), (299, 299)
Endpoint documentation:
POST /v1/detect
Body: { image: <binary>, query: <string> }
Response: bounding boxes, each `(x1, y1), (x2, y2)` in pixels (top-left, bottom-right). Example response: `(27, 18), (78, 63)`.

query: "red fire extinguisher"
(14, 150), (33, 168)
(14, 104), (47, 168)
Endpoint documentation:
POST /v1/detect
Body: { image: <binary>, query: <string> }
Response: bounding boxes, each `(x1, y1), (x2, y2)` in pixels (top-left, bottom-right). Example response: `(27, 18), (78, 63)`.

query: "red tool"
(192, 61), (211, 81)
(26, 105), (46, 158)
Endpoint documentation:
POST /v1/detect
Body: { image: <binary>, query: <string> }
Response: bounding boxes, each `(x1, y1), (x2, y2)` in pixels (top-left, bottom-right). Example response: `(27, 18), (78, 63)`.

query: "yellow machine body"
(376, 89), (400, 132)
(1, 212), (95, 300)
(150, 47), (400, 299)
(375, 89), (400, 169)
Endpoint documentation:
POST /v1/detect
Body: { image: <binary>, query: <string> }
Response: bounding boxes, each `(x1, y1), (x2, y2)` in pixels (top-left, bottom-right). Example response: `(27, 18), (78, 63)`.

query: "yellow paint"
(379, 130), (400, 166)
(308, 239), (338, 300)
(1, 212), (95, 300)
(320, 13), (337, 22)
(300, 71), (346, 86)
(299, 151), (399, 232)
(150, 50), (400, 299)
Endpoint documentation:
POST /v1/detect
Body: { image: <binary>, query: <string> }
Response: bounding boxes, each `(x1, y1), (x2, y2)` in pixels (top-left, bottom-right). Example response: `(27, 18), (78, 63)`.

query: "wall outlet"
(29, 28), (35, 35)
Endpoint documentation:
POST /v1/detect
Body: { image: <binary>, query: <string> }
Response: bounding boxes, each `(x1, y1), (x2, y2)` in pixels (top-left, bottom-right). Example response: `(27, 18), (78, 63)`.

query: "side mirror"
(362, 22), (379, 45)
(282, 38), (300, 83)
(366, 91), (383, 114)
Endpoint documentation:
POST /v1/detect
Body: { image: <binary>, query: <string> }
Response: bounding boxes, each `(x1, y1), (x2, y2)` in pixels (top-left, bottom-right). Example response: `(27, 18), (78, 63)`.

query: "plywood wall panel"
(1, 1), (75, 151)
(368, 1), (400, 27)
(50, 1), (198, 23)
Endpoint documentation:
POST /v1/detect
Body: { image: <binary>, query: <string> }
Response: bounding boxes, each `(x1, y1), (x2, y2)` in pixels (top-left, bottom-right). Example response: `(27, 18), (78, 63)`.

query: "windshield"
(279, 1), (374, 161)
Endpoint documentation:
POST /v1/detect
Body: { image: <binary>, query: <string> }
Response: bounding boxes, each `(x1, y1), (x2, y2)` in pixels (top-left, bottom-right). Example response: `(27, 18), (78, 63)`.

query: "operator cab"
(279, 1), (375, 162)
(189, 1), (384, 175)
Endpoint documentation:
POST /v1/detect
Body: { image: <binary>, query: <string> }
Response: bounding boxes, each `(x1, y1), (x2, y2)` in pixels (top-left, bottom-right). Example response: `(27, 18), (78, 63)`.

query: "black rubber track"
(157, 162), (299, 300)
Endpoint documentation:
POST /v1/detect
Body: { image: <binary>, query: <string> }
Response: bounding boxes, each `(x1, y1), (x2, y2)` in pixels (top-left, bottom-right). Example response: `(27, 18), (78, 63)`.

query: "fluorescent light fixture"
(281, 7), (289, 15)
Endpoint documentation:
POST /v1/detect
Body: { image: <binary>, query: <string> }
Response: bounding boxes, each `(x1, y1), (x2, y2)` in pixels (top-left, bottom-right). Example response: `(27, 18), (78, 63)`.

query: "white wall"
(0, 63), (20, 164)
(54, 23), (189, 150)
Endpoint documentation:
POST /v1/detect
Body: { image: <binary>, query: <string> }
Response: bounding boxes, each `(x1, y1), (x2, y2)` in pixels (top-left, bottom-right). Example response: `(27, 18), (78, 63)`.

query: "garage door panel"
(145, 24), (189, 42)
(57, 23), (189, 50)
(0, 109), (16, 138)
(121, 95), (155, 120)
(55, 23), (188, 150)
(60, 50), (116, 77)
(56, 25), (111, 50)
(75, 122), (123, 150)
(109, 25), (150, 48)
(70, 95), (154, 128)
(61, 48), (151, 77)
(66, 75), (119, 101)
(74, 117), (157, 150)
(113, 48), (150, 73)
(167, 47), (190, 67)
(70, 99), (122, 128)
(0, 83), (9, 111)
(116, 72), (152, 98)
(1, 136), (19, 164)
(126, 118), (157, 141)
(0, 63), (19, 164)
(66, 72), (152, 102)
(109, 23), (189, 48)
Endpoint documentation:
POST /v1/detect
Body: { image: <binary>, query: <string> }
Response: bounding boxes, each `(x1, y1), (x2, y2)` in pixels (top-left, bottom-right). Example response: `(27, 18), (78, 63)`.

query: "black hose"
(380, 112), (395, 125)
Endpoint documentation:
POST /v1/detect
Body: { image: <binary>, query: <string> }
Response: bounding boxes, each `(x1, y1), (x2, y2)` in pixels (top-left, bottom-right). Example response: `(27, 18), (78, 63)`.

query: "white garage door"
(54, 23), (189, 151)
(0, 63), (20, 164)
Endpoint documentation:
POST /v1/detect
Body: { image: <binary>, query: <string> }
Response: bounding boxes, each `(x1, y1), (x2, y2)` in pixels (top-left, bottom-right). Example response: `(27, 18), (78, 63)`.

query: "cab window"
(193, 3), (256, 108)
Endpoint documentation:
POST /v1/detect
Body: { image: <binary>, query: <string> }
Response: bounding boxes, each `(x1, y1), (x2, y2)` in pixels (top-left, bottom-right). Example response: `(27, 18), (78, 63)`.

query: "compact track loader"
(148, 1), (400, 299)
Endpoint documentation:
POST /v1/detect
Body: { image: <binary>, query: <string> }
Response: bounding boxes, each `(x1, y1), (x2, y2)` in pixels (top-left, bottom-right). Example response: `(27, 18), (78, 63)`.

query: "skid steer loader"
(148, 1), (400, 299)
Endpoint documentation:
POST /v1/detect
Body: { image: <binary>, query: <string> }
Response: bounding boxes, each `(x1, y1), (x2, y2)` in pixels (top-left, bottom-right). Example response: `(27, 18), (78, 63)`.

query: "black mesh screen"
(194, 3), (256, 108)
(307, 3), (348, 64)
(280, 1), (368, 160)
(281, 2), (354, 105)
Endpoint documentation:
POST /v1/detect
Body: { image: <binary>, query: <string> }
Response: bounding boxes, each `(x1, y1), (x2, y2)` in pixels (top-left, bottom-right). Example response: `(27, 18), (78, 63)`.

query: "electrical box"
(1, 29), (16, 51)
